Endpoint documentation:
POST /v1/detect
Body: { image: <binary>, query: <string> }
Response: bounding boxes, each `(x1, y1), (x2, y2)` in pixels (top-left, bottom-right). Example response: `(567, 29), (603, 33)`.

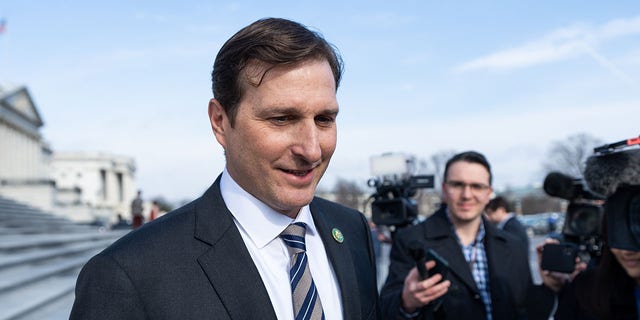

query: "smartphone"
(425, 248), (449, 280)
(409, 242), (449, 281)
(540, 243), (578, 273)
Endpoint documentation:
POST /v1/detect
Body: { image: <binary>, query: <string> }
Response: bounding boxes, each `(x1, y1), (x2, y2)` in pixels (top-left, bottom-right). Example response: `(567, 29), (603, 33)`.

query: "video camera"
(367, 153), (434, 227)
(584, 135), (640, 251)
(541, 135), (640, 272)
(543, 171), (606, 264)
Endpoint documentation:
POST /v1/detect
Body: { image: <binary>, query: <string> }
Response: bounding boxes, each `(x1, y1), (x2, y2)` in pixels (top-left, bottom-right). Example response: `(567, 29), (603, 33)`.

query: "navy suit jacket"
(380, 208), (532, 320)
(502, 216), (530, 254)
(71, 176), (380, 319)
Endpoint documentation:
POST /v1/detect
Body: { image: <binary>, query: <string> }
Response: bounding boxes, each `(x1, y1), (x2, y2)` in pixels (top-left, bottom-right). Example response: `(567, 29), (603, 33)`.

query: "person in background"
(148, 200), (160, 221)
(485, 196), (529, 254)
(380, 151), (532, 319)
(70, 17), (379, 320)
(535, 146), (640, 319)
(131, 190), (144, 229)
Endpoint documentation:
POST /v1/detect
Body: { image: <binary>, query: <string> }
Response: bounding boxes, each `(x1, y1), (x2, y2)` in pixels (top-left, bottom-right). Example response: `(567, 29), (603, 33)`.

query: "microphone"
(543, 172), (578, 200)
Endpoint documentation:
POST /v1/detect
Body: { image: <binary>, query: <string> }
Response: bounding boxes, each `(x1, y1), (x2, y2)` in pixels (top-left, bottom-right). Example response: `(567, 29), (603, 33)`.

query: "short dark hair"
(443, 151), (492, 185)
(486, 196), (511, 212)
(211, 17), (343, 126)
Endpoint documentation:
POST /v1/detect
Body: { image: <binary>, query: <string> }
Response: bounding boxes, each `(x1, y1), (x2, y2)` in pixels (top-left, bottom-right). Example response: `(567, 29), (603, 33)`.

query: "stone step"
(12, 290), (76, 320)
(0, 239), (115, 270)
(0, 231), (125, 252)
(0, 220), (75, 228)
(0, 205), (55, 217)
(0, 272), (77, 320)
(0, 225), (97, 235)
(0, 210), (61, 219)
(0, 250), (99, 294)
(0, 211), (69, 220)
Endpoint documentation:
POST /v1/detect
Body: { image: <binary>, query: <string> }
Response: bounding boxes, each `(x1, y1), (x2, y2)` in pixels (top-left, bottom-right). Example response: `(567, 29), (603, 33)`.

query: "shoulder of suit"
(104, 200), (198, 255)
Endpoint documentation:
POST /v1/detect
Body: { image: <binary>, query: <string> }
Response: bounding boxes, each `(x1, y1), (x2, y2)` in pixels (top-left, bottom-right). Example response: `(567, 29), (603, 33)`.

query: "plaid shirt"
(447, 212), (493, 320)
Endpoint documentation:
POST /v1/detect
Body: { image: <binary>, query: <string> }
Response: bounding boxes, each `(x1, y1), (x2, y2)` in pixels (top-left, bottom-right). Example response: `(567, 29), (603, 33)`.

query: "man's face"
(485, 207), (506, 224)
(442, 161), (493, 224)
(209, 59), (338, 218)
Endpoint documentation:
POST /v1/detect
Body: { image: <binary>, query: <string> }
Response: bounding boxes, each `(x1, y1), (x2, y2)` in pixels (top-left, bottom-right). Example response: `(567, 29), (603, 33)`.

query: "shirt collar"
(220, 168), (317, 249)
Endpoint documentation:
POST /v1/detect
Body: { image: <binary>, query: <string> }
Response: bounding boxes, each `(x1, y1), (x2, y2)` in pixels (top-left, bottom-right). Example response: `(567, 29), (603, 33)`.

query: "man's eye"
(315, 115), (335, 126)
(270, 116), (289, 124)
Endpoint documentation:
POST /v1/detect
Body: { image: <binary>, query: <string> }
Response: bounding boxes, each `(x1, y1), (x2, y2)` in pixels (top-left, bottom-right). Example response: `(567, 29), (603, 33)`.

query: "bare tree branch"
(543, 133), (603, 178)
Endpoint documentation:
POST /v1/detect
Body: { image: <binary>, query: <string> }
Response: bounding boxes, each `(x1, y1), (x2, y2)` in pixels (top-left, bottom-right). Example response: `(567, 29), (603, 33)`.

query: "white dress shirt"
(220, 169), (343, 320)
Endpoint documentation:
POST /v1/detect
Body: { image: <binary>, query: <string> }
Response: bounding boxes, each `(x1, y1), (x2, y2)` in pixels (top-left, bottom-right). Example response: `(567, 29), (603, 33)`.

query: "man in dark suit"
(70, 18), (379, 320)
(485, 196), (530, 254)
(380, 151), (532, 319)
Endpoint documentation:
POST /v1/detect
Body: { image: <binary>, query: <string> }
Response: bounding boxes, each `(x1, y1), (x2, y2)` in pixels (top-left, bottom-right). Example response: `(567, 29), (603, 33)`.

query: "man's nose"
(460, 184), (474, 198)
(291, 121), (322, 163)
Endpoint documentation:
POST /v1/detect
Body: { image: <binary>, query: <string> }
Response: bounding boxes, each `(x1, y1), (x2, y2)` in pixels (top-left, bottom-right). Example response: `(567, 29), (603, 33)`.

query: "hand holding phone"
(425, 248), (449, 280)
(540, 243), (578, 273)
(408, 242), (449, 281)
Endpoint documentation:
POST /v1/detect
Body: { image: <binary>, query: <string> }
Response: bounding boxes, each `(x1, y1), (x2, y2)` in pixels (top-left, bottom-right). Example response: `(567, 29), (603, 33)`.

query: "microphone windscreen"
(584, 148), (640, 197)
(543, 171), (576, 200)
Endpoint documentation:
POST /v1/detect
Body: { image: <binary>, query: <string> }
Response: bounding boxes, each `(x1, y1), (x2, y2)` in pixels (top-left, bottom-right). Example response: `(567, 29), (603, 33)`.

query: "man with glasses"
(380, 151), (532, 319)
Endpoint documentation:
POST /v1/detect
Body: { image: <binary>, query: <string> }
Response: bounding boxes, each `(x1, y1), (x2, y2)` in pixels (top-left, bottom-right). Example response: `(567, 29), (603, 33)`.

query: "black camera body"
(369, 175), (434, 226)
(542, 135), (640, 272)
(540, 242), (578, 273)
(367, 153), (434, 227)
(542, 172), (605, 270)
(584, 138), (640, 251)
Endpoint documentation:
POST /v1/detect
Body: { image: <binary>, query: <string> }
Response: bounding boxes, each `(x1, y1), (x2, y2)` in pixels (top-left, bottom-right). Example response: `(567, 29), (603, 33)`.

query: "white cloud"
(326, 99), (638, 192)
(454, 15), (640, 73)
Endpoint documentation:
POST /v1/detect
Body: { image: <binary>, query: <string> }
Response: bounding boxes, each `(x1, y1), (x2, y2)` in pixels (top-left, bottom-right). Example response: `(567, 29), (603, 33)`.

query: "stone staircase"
(0, 195), (128, 320)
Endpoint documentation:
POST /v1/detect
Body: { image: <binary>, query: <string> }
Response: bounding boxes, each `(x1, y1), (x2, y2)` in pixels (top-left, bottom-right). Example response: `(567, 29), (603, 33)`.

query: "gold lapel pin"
(331, 228), (344, 243)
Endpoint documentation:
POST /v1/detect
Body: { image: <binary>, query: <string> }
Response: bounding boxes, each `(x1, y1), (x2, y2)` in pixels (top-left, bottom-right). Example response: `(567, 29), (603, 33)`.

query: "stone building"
(0, 85), (55, 211)
(1, 84), (137, 223)
(51, 151), (137, 222)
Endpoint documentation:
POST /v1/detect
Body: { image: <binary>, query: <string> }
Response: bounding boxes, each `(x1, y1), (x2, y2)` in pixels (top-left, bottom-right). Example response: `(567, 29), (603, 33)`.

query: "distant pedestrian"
(547, 213), (559, 235)
(131, 190), (144, 229)
(149, 200), (160, 221)
(485, 196), (529, 253)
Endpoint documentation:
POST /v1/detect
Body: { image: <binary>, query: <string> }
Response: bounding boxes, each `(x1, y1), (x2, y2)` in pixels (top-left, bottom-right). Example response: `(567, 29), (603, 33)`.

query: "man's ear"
(208, 99), (227, 148)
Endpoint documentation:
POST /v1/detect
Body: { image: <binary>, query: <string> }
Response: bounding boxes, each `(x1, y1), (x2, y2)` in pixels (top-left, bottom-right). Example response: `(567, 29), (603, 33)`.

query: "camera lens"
(566, 203), (601, 236)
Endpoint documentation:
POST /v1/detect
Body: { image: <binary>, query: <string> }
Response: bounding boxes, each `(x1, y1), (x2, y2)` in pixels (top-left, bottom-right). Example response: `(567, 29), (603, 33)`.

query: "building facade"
(0, 85), (55, 211)
(1, 84), (138, 223)
(51, 152), (137, 223)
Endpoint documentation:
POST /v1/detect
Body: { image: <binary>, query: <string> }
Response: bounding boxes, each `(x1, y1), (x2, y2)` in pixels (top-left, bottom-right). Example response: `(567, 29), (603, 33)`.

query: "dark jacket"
(555, 268), (638, 320)
(71, 176), (380, 319)
(502, 216), (529, 254)
(380, 207), (532, 320)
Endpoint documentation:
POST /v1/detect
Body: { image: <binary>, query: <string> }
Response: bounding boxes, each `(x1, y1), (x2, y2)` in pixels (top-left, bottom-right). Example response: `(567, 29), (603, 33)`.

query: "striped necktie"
(280, 222), (325, 320)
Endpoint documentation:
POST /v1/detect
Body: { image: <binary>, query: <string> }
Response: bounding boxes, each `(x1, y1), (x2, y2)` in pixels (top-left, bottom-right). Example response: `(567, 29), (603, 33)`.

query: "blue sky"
(1, 1), (638, 203)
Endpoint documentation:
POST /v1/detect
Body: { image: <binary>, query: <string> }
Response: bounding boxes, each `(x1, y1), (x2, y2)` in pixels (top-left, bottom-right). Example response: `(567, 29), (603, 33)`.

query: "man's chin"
(452, 208), (482, 220)
(274, 194), (315, 215)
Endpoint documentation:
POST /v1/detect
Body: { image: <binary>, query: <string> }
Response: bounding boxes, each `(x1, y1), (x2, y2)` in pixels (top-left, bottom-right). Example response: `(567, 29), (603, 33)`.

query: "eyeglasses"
(445, 180), (490, 193)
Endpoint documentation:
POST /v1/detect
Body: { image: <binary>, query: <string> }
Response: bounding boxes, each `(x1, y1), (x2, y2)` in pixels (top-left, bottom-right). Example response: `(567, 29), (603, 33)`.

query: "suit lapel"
(310, 200), (362, 320)
(194, 178), (277, 320)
